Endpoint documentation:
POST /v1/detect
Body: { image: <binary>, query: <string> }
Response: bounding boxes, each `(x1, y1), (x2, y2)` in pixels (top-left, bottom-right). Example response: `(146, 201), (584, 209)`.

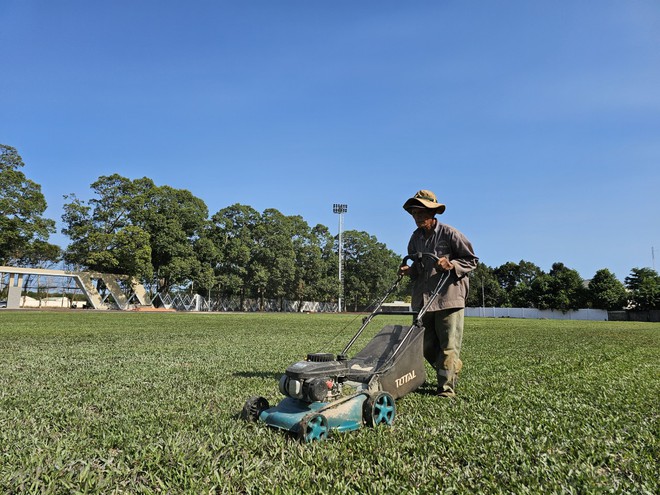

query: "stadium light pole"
(333, 203), (348, 312)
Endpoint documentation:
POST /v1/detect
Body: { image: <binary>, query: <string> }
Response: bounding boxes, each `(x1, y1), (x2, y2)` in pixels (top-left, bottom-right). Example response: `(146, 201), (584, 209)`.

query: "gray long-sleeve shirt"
(407, 221), (478, 311)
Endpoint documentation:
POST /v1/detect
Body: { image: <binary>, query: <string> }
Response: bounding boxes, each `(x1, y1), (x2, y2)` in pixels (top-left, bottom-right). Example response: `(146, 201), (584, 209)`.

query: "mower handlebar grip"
(400, 252), (441, 267)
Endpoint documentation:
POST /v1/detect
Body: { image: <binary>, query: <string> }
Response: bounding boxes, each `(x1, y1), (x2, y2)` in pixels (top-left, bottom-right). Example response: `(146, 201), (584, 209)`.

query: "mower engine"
(278, 353), (350, 403)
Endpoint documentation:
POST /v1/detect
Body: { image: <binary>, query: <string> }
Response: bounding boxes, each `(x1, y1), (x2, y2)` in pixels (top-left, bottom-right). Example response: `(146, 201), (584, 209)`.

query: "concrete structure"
(20, 296), (72, 308)
(0, 266), (151, 310)
(381, 301), (412, 312)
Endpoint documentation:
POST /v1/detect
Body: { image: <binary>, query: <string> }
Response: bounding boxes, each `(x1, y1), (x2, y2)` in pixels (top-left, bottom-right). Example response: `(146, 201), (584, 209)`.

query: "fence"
(465, 307), (608, 321)
(149, 295), (609, 320)
(608, 310), (660, 322)
(151, 293), (338, 313)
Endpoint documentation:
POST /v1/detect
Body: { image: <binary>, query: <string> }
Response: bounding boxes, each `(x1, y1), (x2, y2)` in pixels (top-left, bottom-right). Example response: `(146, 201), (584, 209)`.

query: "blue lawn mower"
(241, 253), (450, 442)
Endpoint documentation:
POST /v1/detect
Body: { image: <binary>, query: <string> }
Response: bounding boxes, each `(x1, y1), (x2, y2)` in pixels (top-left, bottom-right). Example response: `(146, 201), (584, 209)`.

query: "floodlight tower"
(333, 203), (348, 312)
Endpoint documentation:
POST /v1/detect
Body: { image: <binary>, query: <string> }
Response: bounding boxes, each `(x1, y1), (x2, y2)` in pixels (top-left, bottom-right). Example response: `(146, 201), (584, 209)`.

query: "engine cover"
(284, 356), (348, 380)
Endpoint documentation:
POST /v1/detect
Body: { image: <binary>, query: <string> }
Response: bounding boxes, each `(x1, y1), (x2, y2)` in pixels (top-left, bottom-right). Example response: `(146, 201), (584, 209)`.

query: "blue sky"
(2, 1), (659, 281)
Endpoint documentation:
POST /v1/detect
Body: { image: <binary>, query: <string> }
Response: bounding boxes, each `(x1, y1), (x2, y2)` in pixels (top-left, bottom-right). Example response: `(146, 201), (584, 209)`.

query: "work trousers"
(422, 308), (464, 396)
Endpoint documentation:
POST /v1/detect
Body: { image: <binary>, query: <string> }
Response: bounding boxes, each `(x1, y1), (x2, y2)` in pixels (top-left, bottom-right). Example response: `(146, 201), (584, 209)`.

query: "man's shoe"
(436, 387), (456, 398)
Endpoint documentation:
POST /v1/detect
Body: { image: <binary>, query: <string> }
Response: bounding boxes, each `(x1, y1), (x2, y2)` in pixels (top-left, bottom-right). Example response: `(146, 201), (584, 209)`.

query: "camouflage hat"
(403, 190), (446, 214)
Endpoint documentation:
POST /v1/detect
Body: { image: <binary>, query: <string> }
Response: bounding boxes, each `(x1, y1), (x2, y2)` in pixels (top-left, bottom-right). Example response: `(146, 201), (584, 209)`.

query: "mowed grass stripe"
(0, 311), (657, 494)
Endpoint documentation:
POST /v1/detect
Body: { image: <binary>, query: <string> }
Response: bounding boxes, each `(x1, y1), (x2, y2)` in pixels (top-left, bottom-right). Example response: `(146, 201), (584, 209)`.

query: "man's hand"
(437, 257), (454, 271)
(398, 265), (410, 276)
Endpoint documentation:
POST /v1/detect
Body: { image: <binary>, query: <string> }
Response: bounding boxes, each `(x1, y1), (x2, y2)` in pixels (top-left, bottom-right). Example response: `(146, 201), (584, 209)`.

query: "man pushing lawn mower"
(400, 190), (478, 397)
(240, 190), (477, 441)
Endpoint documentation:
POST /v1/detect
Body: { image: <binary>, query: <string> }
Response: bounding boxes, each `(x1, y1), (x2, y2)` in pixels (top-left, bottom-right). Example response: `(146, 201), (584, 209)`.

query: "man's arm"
(437, 230), (478, 276)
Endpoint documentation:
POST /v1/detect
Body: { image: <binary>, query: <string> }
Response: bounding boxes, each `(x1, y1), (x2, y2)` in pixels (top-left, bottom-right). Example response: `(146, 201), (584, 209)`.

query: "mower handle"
(400, 252), (441, 268)
(341, 271), (405, 355)
(341, 253), (443, 356)
(385, 269), (453, 364)
(340, 252), (453, 371)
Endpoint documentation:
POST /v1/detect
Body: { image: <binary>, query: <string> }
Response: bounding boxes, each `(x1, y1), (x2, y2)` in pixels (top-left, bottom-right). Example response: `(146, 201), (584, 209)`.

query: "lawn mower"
(241, 252), (450, 442)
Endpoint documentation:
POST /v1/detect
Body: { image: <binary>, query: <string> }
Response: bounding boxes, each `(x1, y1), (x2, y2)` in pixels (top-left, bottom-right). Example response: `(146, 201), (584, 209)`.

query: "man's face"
(411, 209), (435, 231)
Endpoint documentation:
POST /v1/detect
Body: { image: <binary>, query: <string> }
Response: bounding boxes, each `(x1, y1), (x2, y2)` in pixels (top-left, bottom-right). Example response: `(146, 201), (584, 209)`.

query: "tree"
(518, 260), (543, 286)
(625, 267), (660, 310)
(467, 263), (507, 307)
(529, 274), (554, 310)
(493, 260), (543, 307)
(134, 185), (209, 293)
(587, 269), (627, 310)
(252, 208), (296, 308)
(207, 205), (340, 308)
(0, 144), (61, 266)
(208, 204), (261, 302)
(191, 234), (221, 298)
(304, 224), (340, 304)
(529, 263), (586, 311)
(287, 218), (337, 306)
(342, 230), (401, 311)
(494, 261), (520, 293)
(62, 175), (153, 280)
(509, 281), (534, 308)
(62, 175), (211, 293)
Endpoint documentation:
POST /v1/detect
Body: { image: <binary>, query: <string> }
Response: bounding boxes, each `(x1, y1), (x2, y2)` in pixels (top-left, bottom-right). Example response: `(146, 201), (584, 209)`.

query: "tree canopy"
(3, 144), (653, 312)
(531, 263), (587, 312)
(62, 175), (154, 280)
(342, 230), (402, 311)
(467, 263), (507, 308)
(55, 173), (660, 311)
(62, 174), (210, 292)
(137, 184), (210, 292)
(588, 268), (628, 311)
(478, 260), (587, 311)
(625, 268), (660, 310)
(0, 145), (60, 266)
(207, 204), (341, 307)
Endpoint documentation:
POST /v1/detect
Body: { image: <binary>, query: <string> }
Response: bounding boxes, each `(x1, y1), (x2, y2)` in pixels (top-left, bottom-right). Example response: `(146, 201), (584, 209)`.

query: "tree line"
(2, 144), (659, 311)
(467, 261), (659, 312)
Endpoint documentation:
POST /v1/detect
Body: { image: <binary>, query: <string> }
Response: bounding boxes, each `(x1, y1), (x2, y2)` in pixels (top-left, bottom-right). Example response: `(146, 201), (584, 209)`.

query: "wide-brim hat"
(403, 189), (446, 214)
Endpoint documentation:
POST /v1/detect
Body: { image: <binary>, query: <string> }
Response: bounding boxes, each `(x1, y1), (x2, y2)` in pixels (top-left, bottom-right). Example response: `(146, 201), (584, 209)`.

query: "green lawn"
(0, 311), (657, 494)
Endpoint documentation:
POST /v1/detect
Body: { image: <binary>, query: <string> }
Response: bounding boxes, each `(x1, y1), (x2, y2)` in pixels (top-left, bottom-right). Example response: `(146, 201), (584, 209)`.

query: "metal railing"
(151, 292), (338, 313)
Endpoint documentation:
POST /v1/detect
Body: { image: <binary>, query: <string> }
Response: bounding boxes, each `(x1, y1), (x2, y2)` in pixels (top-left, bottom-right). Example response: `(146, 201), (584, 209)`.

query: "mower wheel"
(364, 392), (396, 427)
(241, 396), (269, 422)
(297, 413), (329, 443)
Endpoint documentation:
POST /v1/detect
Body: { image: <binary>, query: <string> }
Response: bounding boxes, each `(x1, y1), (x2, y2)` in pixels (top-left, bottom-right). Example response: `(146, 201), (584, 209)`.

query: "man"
(399, 190), (478, 397)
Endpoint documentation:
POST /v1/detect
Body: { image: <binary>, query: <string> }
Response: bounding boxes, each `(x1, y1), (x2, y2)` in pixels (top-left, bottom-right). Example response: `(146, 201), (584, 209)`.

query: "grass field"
(0, 311), (657, 494)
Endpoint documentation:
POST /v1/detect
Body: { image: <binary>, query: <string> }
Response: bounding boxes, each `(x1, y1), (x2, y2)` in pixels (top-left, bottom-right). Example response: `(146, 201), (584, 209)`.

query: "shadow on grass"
(414, 383), (438, 395)
(412, 382), (468, 405)
(233, 370), (282, 381)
